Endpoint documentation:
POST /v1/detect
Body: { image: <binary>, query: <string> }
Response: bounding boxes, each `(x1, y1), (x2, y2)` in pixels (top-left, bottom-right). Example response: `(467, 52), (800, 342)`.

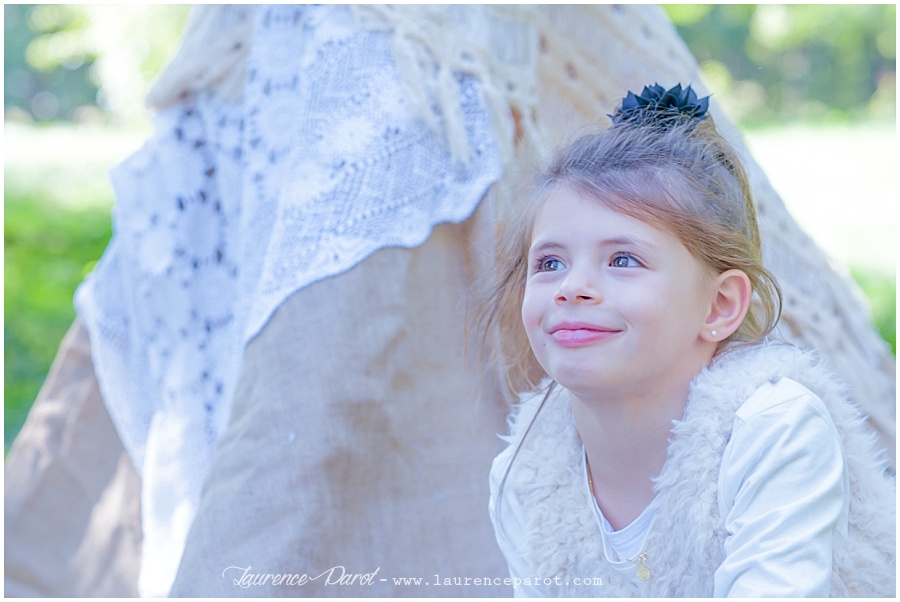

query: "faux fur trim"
(500, 341), (895, 597)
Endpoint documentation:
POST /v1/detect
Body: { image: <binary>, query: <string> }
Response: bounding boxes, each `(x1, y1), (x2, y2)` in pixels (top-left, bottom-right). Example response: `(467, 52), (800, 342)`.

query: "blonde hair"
(477, 115), (782, 397)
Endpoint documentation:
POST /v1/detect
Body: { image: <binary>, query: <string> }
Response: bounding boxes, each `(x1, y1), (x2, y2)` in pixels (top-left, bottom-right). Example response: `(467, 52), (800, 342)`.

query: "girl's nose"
(554, 270), (602, 305)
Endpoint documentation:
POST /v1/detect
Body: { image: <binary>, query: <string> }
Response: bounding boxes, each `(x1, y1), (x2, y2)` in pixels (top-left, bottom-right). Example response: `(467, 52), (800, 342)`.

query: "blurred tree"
(4, 4), (190, 125)
(7, 5), (895, 127)
(664, 4), (896, 126)
(4, 5), (96, 121)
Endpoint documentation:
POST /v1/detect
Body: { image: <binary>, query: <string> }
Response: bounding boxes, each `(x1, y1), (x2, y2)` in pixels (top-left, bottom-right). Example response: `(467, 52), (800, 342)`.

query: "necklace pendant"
(634, 552), (651, 581)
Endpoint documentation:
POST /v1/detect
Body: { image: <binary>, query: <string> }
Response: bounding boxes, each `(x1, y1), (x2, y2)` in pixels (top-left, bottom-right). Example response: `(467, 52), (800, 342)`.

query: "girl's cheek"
(521, 292), (542, 329)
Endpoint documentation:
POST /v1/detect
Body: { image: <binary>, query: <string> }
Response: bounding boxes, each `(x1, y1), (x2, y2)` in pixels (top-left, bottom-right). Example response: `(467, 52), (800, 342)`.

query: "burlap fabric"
(168, 209), (508, 596)
(4, 321), (142, 597)
(5, 4), (894, 598)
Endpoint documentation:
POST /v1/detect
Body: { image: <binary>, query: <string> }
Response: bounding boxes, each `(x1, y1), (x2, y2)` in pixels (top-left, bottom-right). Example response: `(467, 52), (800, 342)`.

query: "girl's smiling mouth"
(549, 322), (622, 347)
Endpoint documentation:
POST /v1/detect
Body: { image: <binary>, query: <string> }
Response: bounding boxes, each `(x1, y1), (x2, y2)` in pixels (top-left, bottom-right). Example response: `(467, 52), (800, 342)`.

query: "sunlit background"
(4, 4), (896, 449)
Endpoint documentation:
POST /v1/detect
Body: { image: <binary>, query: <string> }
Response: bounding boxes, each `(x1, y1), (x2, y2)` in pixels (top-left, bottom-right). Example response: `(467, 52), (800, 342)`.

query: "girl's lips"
(549, 324), (621, 347)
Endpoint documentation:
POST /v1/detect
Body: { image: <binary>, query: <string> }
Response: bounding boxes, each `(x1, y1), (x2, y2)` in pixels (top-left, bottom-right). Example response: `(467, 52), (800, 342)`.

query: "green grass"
(851, 268), (897, 355)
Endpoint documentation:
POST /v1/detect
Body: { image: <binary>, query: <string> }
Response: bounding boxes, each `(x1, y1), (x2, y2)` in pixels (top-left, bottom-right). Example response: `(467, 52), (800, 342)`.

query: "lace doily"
(74, 5), (502, 595)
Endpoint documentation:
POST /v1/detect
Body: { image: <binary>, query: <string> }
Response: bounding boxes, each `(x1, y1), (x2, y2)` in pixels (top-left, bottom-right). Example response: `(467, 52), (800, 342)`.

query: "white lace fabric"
(74, 5), (501, 595)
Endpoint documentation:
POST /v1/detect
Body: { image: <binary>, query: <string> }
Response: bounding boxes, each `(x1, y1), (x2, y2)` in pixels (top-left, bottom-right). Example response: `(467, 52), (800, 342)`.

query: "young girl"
(485, 83), (895, 597)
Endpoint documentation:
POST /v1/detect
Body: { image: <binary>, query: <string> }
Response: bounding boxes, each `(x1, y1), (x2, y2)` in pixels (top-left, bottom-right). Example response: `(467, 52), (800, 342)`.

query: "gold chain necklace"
(585, 451), (652, 582)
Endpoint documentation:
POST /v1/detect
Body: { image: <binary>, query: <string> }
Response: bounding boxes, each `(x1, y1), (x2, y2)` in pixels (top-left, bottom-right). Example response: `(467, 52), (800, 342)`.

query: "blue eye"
(610, 254), (641, 268)
(536, 257), (564, 272)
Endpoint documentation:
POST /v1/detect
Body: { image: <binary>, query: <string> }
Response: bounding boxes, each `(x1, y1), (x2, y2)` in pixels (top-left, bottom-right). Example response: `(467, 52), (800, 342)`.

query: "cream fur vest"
(500, 342), (895, 596)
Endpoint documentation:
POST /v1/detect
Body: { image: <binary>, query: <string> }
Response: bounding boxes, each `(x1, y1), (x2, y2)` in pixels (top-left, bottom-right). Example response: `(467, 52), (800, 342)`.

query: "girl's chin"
(536, 354), (625, 394)
(547, 369), (616, 396)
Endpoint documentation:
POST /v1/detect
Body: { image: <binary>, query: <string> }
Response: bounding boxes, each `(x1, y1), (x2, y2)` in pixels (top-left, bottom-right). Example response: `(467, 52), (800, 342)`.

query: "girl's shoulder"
(668, 339), (891, 496)
(690, 340), (850, 422)
(700, 339), (894, 495)
(703, 339), (825, 385)
(722, 375), (848, 497)
(734, 376), (832, 425)
(702, 341), (871, 429)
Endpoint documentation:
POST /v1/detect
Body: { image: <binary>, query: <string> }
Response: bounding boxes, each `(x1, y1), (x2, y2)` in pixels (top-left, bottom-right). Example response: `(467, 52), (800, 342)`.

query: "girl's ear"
(703, 269), (752, 342)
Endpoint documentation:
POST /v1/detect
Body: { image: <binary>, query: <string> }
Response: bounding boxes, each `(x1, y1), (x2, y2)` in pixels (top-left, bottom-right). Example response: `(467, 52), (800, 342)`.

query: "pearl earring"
(711, 330), (718, 338)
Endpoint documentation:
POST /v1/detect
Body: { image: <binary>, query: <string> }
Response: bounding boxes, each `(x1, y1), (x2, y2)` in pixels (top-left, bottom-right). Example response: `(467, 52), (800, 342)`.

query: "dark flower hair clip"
(610, 83), (710, 129)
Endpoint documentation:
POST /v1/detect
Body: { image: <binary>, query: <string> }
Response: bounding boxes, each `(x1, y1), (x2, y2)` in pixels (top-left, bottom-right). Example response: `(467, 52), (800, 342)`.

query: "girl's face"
(521, 188), (718, 402)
